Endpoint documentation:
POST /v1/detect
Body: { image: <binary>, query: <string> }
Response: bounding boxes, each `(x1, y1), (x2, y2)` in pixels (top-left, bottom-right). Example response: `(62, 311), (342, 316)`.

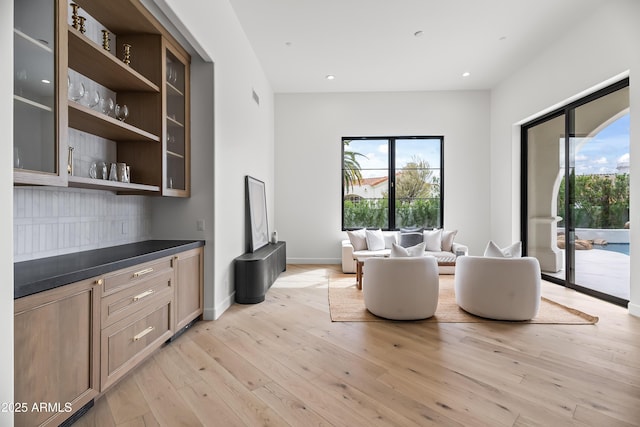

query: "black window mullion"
(389, 138), (396, 229)
(342, 135), (443, 231)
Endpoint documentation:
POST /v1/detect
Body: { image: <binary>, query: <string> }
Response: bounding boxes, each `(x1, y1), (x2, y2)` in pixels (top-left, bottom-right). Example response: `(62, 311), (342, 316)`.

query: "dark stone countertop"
(14, 240), (205, 299)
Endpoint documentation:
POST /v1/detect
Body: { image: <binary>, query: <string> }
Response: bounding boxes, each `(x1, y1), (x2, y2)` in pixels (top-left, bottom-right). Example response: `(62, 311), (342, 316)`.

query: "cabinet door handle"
(133, 267), (154, 278)
(133, 326), (154, 341)
(132, 289), (154, 302)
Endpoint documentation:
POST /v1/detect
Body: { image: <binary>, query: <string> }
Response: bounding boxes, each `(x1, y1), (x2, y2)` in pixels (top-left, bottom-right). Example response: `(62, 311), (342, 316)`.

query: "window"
(342, 136), (443, 230)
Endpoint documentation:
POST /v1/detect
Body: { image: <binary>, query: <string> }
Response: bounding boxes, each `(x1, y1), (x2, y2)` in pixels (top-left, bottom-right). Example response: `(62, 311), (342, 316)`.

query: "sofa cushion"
(423, 229), (442, 252)
(441, 229), (458, 252)
(347, 228), (368, 251)
(425, 250), (457, 264)
(484, 240), (522, 258)
(353, 249), (391, 258)
(390, 242), (425, 257)
(365, 229), (385, 251)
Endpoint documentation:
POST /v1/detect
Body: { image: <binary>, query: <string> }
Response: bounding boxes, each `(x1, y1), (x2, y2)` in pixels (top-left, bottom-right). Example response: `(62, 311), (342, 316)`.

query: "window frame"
(341, 135), (444, 231)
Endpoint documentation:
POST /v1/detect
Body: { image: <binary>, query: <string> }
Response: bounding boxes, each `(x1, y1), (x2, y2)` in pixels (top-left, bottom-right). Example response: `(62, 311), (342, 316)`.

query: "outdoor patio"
(546, 248), (630, 301)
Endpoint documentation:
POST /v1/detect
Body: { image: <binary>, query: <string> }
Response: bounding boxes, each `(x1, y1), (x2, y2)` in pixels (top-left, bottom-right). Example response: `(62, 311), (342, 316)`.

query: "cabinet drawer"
(103, 256), (173, 296)
(102, 270), (173, 327)
(100, 296), (173, 391)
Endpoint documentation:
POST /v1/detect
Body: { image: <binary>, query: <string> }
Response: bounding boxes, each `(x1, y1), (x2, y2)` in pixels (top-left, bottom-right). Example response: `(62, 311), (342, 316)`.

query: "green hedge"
(344, 198), (440, 229)
(557, 174), (629, 228)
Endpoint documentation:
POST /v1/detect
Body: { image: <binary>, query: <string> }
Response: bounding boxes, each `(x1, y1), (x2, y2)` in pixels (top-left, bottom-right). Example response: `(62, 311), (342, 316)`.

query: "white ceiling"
(228, 0), (607, 93)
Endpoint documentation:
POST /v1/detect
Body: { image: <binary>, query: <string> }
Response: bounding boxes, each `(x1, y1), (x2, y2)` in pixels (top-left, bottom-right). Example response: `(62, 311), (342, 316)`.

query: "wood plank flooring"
(74, 265), (640, 426)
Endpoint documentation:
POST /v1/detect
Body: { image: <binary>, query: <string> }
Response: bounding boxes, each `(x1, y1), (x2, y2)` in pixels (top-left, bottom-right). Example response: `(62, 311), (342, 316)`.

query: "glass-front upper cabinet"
(14, 0), (67, 186)
(163, 40), (190, 197)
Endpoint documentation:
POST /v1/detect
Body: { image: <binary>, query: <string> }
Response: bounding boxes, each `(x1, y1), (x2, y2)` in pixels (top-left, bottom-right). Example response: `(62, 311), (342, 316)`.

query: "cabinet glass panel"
(14, 0), (57, 173)
(166, 49), (185, 191)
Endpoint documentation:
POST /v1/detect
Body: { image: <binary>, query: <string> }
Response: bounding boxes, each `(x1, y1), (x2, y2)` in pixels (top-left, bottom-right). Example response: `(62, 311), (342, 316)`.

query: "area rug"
(328, 276), (599, 324)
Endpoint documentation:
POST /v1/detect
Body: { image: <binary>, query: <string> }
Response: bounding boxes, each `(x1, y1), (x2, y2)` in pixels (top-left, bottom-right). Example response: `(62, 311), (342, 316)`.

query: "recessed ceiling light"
(325, 75), (335, 80)
(414, 30), (424, 37)
(41, 79), (51, 84)
(462, 72), (470, 77)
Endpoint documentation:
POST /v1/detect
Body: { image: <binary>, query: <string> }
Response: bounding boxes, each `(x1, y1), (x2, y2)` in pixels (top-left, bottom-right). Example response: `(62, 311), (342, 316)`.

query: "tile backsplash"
(14, 187), (151, 262)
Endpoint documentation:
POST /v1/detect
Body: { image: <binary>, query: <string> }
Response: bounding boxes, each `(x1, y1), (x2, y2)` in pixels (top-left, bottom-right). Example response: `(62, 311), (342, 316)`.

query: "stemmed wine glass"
(68, 77), (85, 102)
(100, 96), (114, 117)
(86, 90), (101, 109)
(166, 63), (178, 85)
(115, 104), (129, 121)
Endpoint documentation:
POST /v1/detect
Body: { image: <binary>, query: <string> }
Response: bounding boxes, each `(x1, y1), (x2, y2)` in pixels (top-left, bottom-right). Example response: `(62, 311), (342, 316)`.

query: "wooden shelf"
(68, 27), (159, 93)
(69, 101), (160, 142)
(68, 175), (159, 192)
(73, 0), (163, 35)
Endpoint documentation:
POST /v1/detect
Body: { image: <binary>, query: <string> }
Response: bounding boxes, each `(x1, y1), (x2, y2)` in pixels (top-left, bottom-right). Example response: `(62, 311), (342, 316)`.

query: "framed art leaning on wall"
(246, 175), (269, 252)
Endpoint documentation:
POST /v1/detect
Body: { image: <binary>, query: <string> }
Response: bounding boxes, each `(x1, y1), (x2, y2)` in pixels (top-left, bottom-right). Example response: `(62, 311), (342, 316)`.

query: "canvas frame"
(246, 175), (269, 252)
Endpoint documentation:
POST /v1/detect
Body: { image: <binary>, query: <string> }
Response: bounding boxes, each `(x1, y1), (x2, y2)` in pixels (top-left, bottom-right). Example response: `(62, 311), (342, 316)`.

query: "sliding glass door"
(522, 79), (630, 306)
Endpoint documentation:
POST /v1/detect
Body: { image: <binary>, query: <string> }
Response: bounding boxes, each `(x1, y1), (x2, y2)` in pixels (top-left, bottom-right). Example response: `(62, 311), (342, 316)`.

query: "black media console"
(234, 241), (286, 303)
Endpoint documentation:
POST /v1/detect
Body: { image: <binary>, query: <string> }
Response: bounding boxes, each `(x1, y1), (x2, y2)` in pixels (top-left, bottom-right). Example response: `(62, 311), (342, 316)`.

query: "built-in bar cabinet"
(13, 0), (191, 197)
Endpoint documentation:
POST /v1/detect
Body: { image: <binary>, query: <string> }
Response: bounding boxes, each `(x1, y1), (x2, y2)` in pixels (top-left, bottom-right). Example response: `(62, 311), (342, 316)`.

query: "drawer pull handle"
(94, 278), (103, 286)
(133, 267), (154, 278)
(133, 326), (154, 341)
(133, 289), (154, 302)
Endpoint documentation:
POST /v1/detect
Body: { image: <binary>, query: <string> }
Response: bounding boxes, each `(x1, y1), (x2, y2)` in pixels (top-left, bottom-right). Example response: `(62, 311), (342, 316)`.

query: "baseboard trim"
(628, 302), (640, 318)
(209, 291), (234, 320)
(287, 258), (340, 265)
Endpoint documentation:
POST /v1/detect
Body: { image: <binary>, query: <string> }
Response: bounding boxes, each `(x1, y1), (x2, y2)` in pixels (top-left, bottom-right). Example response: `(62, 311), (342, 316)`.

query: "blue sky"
(346, 138), (441, 179)
(574, 113), (629, 175)
(347, 114), (629, 179)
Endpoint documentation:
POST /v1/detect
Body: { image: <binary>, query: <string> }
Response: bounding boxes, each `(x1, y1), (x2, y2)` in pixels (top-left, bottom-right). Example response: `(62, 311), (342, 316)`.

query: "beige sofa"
(341, 230), (468, 275)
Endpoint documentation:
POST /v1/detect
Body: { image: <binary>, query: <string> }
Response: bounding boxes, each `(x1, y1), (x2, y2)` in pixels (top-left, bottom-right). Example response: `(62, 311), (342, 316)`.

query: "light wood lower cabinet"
(101, 291), (173, 391)
(99, 255), (176, 391)
(14, 246), (204, 425)
(174, 247), (204, 331)
(14, 277), (101, 427)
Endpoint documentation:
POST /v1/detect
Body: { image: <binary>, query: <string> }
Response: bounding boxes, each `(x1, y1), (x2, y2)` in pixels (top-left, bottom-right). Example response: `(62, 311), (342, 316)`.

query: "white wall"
(275, 90), (491, 263)
(157, 0), (275, 318)
(1, 1), (14, 424)
(490, 0), (640, 315)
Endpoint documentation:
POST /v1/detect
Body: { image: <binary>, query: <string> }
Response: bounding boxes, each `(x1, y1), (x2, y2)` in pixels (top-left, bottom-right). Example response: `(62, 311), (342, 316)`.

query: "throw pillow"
(390, 242), (425, 257)
(441, 229), (458, 252)
(383, 233), (398, 249)
(400, 226), (424, 233)
(484, 240), (522, 258)
(400, 231), (423, 248)
(365, 229), (386, 251)
(346, 228), (367, 251)
(423, 229), (442, 252)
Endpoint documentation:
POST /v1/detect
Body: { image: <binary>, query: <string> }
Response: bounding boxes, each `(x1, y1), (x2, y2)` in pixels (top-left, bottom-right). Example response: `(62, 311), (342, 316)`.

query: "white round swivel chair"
(454, 256), (541, 320)
(363, 256), (439, 320)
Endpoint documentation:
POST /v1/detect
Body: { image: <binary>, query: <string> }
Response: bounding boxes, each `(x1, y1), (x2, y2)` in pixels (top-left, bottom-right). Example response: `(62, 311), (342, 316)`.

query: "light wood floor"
(75, 265), (640, 427)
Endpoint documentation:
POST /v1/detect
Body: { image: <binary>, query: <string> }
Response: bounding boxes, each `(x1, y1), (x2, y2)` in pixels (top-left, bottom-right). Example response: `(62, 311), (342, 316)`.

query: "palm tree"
(343, 140), (367, 193)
